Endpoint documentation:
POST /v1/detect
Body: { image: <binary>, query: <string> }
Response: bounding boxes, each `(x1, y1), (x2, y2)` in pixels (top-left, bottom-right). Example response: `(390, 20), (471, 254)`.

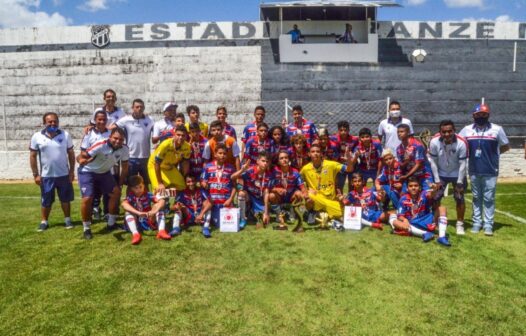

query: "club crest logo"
(91, 25), (111, 48)
(226, 214), (232, 221)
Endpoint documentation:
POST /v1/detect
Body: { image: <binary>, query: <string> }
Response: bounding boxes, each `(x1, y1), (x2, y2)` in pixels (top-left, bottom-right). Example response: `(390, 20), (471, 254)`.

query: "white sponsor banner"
(219, 207), (240, 233)
(344, 206), (362, 231)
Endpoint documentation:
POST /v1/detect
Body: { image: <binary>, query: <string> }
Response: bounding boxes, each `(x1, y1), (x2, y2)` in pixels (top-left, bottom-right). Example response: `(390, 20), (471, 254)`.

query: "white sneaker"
(456, 224), (465, 235)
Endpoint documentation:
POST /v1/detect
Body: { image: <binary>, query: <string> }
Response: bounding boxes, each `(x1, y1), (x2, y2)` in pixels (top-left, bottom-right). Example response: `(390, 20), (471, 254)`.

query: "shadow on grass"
(460, 219), (512, 232)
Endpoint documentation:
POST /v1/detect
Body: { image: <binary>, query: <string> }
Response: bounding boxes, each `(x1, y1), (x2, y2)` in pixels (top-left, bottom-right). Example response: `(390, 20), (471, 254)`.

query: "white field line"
(464, 198), (526, 224)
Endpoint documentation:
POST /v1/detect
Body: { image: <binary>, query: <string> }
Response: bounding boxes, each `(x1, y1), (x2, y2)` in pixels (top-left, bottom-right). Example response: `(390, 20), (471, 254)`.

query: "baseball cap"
(163, 102), (178, 112)
(472, 104), (490, 114)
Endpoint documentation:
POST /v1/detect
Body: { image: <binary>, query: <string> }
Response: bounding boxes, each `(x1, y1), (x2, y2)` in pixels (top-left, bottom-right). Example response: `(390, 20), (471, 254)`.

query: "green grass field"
(1, 183), (525, 335)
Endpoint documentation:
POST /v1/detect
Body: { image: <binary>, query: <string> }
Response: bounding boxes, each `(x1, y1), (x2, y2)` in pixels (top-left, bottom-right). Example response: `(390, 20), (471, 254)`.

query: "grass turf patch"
(0, 183), (525, 335)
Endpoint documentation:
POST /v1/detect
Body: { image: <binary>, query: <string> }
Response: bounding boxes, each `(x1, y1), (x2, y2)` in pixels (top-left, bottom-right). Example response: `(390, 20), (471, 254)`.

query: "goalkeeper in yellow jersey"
(300, 143), (353, 230)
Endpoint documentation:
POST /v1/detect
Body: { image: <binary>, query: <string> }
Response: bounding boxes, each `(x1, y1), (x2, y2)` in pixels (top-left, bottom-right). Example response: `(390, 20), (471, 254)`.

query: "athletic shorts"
(128, 158), (150, 185)
(409, 213), (436, 232)
(434, 176), (467, 204)
(40, 175), (74, 208)
(363, 209), (382, 223)
(181, 207), (203, 226)
(78, 170), (117, 198)
(249, 195), (265, 214)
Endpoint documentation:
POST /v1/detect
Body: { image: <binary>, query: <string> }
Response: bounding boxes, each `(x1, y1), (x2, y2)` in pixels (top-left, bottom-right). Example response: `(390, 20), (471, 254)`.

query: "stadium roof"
(260, 1), (401, 8)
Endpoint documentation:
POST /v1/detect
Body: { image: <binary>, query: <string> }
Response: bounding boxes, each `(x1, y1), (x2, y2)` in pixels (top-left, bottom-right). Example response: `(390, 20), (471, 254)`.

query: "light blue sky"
(1, 0), (525, 28)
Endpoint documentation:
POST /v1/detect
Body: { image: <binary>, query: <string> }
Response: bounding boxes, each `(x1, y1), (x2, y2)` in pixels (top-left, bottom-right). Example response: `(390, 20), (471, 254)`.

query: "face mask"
(389, 110), (401, 118)
(474, 117), (489, 126)
(46, 125), (58, 133)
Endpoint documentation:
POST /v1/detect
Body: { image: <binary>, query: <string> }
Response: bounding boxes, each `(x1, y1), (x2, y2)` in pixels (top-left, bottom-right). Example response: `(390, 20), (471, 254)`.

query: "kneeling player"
(121, 175), (169, 245)
(268, 150), (307, 228)
(375, 149), (403, 209)
(232, 152), (273, 229)
(343, 172), (386, 230)
(171, 175), (213, 238)
(391, 176), (451, 246)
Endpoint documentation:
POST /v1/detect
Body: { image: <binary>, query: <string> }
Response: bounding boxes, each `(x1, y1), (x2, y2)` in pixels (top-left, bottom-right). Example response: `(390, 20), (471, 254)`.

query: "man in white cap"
(152, 102), (178, 145)
(459, 104), (510, 236)
(378, 100), (414, 152)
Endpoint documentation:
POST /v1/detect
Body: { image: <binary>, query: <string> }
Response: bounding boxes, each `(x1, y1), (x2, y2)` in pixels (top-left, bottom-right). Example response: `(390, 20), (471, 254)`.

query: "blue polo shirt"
(459, 123), (509, 177)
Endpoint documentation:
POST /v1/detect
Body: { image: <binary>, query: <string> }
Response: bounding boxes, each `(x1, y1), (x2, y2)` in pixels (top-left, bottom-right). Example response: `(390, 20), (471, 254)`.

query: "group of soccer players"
(33, 89), (497, 247)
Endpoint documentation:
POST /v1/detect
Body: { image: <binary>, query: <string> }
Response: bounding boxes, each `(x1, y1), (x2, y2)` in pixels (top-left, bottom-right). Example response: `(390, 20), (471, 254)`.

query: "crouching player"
(391, 176), (451, 246)
(268, 150), (307, 229)
(121, 175), (170, 245)
(201, 143), (236, 228)
(232, 152), (273, 229)
(375, 149), (403, 209)
(343, 172), (386, 230)
(171, 175), (213, 238)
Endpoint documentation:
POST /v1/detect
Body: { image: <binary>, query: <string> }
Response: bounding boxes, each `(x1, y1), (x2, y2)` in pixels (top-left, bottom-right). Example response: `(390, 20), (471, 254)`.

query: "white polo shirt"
(91, 107), (126, 127)
(153, 118), (174, 138)
(428, 135), (468, 179)
(378, 117), (414, 152)
(30, 129), (73, 178)
(80, 140), (129, 174)
(116, 115), (154, 159)
(80, 128), (111, 151)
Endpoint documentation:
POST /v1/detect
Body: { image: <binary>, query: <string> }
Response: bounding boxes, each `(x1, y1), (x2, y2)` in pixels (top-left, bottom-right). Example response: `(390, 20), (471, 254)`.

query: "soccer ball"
(412, 49), (427, 63)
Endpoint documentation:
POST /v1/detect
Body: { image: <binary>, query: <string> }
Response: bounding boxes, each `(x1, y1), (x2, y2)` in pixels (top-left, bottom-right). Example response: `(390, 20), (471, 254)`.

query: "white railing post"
(386, 96), (390, 118)
(481, 97), (485, 105)
(513, 41), (517, 73)
(284, 98), (289, 123)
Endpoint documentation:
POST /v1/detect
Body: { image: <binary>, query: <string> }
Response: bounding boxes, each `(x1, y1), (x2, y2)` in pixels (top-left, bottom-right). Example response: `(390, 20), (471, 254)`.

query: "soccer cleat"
(484, 227), (494, 236)
(330, 219), (344, 232)
(92, 207), (101, 221)
(156, 229), (172, 240)
(437, 236), (452, 247)
(422, 231), (435, 243)
(239, 219), (247, 230)
(65, 220), (74, 230)
(169, 227), (182, 237)
(83, 229), (93, 240)
(456, 224), (465, 235)
(131, 233), (142, 245)
(38, 222), (49, 232)
(471, 226), (481, 234)
(371, 222), (384, 231)
(202, 227), (212, 238)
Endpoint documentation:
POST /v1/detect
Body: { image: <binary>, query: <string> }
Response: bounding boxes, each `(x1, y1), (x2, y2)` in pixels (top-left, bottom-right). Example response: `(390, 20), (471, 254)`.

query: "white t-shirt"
(30, 129), (74, 178)
(378, 117), (414, 152)
(80, 128), (111, 151)
(428, 135), (468, 178)
(80, 140), (129, 174)
(153, 118), (174, 138)
(116, 115), (154, 159)
(91, 107), (126, 127)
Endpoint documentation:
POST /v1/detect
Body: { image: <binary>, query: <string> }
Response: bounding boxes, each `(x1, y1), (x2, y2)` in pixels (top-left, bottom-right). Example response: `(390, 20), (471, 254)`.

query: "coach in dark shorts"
(428, 120), (468, 236)
(77, 128), (129, 240)
(30, 112), (75, 232)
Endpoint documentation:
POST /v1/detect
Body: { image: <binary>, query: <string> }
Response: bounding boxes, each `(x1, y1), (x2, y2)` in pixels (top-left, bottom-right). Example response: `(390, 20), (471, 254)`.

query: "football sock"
(125, 214), (139, 235)
(82, 221), (91, 232)
(361, 218), (372, 227)
(157, 211), (166, 231)
(388, 214), (397, 229)
(41, 220), (48, 225)
(172, 213), (181, 228)
(409, 225), (426, 237)
(203, 211), (211, 228)
(456, 220), (464, 226)
(64, 217), (71, 225)
(107, 214), (117, 227)
(439, 216), (448, 238)
(238, 195), (246, 220)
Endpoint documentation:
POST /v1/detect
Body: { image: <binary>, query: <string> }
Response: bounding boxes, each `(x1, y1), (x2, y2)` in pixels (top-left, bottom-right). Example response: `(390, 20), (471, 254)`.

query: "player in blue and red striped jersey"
(268, 150), (307, 228)
(208, 106), (237, 140)
(232, 151), (273, 229)
(391, 176), (451, 246)
(396, 124), (434, 190)
(171, 175), (213, 238)
(331, 121), (359, 192)
(285, 105), (318, 147)
(243, 123), (272, 167)
(350, 128), (383, 183)
(200, 143), (236, 228)
(188, 122), (208, 180)
(317, 128), (340, 161)
(375, 149), (403, 209)
(121, 175), (169, 245)
(241, 106), (266, 154)
(269, 125), (290, 165)
(289, 134), (310, 170)
(343, 172), (386, 230)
